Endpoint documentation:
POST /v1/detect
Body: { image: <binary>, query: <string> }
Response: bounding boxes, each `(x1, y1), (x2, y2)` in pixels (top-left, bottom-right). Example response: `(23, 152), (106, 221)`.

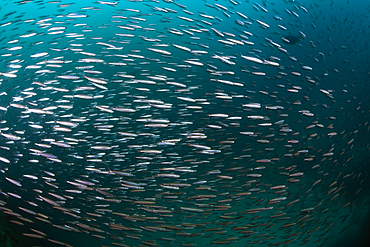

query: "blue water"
(0, 0), (369, 246)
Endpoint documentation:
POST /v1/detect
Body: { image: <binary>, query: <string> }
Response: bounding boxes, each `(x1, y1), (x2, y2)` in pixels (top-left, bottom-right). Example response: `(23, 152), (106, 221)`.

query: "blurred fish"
(282, 34), (301, 45)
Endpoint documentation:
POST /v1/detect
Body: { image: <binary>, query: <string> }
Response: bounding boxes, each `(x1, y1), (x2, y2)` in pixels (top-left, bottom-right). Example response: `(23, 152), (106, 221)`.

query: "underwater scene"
(0, 0), (369, 246)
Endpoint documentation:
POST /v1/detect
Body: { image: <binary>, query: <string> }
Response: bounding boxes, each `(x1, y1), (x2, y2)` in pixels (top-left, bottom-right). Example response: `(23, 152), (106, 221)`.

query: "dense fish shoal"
(0, 0), (369, 247)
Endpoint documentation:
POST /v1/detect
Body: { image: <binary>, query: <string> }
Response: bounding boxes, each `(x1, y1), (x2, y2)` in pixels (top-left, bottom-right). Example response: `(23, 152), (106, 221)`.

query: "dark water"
(0, 0), (369, 246)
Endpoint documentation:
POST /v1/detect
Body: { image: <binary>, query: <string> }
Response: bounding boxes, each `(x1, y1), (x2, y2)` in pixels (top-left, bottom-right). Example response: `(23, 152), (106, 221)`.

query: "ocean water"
(0, 0), (369, 246)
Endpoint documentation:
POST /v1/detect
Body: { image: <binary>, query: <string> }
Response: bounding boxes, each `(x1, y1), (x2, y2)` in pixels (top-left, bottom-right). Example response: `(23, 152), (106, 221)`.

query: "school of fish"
(0, 0), (369, 246)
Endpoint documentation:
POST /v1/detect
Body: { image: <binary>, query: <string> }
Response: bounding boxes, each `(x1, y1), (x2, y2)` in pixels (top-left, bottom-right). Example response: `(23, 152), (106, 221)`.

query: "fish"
(0, 0), (367, 247)
(282, 34), (301, 45)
